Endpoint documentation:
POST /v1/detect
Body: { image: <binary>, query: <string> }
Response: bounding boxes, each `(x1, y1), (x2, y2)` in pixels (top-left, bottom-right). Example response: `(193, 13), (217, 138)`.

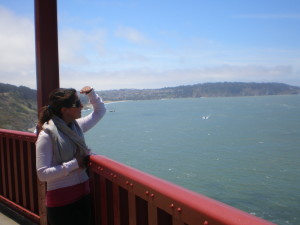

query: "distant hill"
(0, 83), (37, 131)
(1, 82), (300, 131)
(98, 82), (300, 101)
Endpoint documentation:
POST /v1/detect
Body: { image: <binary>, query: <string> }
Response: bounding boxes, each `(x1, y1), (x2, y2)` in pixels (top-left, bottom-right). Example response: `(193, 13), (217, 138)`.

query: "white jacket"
(36, 90), (106, 191)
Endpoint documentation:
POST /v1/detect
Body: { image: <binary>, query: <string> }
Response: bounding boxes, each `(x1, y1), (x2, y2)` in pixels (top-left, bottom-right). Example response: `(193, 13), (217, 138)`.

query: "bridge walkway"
(0, 203), (37, 225)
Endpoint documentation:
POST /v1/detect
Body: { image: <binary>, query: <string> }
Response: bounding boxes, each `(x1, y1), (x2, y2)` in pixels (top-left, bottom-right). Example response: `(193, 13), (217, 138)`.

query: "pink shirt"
(46, 180), (90, 207)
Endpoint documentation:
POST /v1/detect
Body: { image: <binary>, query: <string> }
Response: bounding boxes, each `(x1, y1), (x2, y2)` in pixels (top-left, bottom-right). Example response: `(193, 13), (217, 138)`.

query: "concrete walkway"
(0, 211), (18, 225)
(0, 203), (37, 225)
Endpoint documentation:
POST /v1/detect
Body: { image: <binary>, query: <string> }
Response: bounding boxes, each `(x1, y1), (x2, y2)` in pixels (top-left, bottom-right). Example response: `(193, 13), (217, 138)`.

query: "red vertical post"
(34, 0), (60, 224)
(35, 0), (60, 110)
(19, 141), (27, 208)
(113, 183), (121, 225)
(12, 139), (20, 204)
(128, 192), (137, 225)
(100, 176), (108, 225)
(6, 138), (13, 200)
(148, 204), (157, 225)
(0, 137), (7, 197)
(26, 142), (35, 213)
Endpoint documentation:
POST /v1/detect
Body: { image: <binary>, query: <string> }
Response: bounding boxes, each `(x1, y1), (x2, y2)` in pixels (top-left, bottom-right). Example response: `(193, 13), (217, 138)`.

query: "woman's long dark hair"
(37, 88), (77, 129)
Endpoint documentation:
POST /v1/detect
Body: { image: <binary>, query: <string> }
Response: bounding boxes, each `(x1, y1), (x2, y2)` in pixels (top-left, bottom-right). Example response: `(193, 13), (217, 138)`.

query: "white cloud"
(1, 5), (299, 91)
(115, 26), (152, 45)
(0, 6), (35, 88)
(59, 64), (298, 91)
(59, 28), (106, 67)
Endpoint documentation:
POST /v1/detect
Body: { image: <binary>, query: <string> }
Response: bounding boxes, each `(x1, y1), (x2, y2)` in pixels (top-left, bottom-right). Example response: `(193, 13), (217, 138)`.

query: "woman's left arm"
(77, 89), (106, 132)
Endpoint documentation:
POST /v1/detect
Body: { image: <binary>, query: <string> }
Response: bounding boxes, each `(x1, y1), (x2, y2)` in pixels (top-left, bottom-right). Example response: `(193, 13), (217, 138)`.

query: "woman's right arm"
(36, 131), (79, 182)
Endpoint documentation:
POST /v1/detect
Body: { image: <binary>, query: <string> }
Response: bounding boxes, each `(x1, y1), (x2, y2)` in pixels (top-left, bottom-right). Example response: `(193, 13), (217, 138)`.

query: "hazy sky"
(0, 0), (300, 90)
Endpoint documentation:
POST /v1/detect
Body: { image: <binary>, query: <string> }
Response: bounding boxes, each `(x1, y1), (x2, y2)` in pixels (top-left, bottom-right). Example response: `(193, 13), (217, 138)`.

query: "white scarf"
(43, 116), (90, 165)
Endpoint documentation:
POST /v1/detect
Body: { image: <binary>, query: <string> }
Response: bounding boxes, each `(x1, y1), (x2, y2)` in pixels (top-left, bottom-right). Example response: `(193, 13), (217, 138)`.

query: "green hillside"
(0, 83), (37, 132)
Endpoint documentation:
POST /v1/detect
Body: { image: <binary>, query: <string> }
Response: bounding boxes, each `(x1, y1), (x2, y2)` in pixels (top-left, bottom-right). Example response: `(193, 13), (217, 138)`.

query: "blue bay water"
(85, 95), (300, 225)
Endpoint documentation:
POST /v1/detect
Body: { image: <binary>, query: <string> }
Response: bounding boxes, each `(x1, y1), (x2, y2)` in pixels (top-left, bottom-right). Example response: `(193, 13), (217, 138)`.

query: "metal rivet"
(129, 183), (133, 187)
(150, 193), (155, 198)
(170, 203), (175, 208)
(204, 221), (209, 225)
(145, 191), (150, 195)
(126, 181), (129, 185)
(177, 207), (182, 213)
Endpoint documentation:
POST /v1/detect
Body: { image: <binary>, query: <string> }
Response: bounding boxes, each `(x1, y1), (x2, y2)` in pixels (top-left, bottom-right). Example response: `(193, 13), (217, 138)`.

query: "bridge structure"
(0, 1), (275, 224)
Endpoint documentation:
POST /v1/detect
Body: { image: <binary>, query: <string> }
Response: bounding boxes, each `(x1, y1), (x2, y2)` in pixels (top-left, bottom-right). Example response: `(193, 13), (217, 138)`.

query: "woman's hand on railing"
(75, 151), (89, 168)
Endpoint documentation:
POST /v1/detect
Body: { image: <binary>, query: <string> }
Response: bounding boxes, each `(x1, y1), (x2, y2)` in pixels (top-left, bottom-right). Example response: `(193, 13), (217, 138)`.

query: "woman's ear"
(60, 107), (68, 115)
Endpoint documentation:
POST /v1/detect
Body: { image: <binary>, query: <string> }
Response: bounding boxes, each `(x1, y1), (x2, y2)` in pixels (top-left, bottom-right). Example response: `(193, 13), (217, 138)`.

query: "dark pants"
(47, 195), (91, 225)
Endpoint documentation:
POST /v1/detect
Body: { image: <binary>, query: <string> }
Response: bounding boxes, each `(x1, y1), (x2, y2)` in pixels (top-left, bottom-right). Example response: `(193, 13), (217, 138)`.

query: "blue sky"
(0, 0), (300, 90)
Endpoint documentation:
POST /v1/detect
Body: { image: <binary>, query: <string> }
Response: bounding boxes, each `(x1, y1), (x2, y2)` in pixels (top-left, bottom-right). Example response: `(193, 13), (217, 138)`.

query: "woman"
(36, 86), (106, 225)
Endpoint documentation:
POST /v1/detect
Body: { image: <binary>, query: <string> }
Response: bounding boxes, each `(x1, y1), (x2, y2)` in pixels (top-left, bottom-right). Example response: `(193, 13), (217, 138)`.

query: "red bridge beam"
(34, 0), (60, 110)
(34, 0), (60, 223)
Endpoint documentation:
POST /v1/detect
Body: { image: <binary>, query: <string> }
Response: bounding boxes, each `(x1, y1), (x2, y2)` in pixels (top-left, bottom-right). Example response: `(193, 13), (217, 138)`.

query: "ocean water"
(85, 95), (300, 225)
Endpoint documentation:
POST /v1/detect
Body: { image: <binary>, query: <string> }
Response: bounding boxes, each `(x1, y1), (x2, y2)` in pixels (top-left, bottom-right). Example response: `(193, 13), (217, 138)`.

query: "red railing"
(0, 129), (40, 224)
(0, 129), (275, 225)
(89, 155), (275, 225)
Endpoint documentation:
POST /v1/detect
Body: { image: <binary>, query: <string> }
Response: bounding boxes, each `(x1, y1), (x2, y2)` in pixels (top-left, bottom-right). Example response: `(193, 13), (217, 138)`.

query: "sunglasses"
(71, 99), (82, 108)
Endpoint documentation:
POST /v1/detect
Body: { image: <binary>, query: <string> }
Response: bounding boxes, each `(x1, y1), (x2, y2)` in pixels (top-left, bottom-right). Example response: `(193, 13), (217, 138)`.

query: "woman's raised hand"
(80, 86), (93, 95)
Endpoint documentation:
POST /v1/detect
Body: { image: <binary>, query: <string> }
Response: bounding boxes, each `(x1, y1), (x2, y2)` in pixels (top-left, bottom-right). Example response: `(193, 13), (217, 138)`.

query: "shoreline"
(84, 100), (128, 109)
(104, 100), (129, 104)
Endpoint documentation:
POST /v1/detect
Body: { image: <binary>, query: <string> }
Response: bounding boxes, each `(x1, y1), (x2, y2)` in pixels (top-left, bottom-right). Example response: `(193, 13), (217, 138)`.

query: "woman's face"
(61, 95), (83, 123)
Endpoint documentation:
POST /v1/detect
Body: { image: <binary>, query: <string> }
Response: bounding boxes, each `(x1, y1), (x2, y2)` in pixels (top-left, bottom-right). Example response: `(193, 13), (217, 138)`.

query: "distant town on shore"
(96, 82), (300, 101)
(1, 82), (300, 131)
